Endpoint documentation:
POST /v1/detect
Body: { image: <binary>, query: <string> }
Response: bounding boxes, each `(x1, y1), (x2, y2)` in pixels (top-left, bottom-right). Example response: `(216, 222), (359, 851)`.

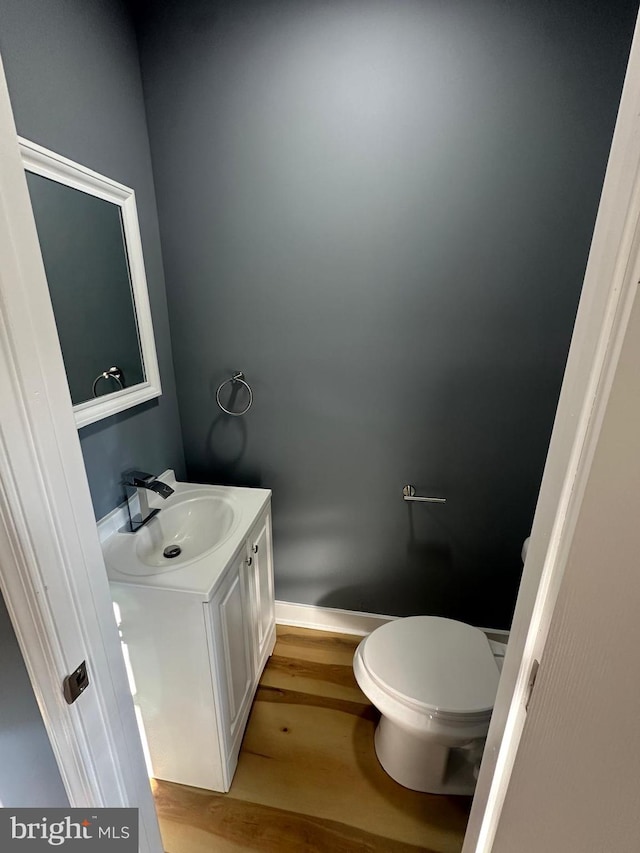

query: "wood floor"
(152, 625), (471, 852)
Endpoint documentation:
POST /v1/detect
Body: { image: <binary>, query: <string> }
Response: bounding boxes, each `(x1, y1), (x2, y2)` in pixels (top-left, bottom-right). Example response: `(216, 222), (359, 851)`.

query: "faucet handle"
(123, 470), (161, 532)
(123, 469), (154, 487)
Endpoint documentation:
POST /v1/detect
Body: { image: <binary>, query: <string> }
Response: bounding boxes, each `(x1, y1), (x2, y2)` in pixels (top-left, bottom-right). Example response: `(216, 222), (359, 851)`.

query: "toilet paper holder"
(402, 485), (446, 504)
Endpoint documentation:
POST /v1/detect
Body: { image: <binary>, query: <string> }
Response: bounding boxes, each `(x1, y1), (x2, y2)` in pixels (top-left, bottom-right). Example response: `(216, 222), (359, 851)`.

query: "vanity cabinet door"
(208, 553), (254, 754)
(246, 510), (276, 676)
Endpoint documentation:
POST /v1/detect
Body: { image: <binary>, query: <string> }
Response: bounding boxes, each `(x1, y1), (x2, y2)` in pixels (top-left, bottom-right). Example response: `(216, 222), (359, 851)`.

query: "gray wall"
(136, 0), (635, 628)
(0, 593), (68, 807)
(0, 0), (185, 520)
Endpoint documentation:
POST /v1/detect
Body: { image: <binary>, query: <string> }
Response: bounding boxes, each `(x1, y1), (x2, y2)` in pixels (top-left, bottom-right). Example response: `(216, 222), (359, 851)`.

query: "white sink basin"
(103, 488), (239, 576)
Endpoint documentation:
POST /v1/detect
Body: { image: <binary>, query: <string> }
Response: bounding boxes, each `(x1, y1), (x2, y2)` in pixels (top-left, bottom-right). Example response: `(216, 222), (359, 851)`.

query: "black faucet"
(123, 470), (175, 532)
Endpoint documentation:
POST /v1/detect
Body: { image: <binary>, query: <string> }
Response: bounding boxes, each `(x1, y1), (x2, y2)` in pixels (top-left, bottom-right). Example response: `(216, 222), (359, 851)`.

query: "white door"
(0, 53), (163, 853)
(463, 12), (640, 852)
(209, 554), (254, 742)
(489, 229), (640, 853)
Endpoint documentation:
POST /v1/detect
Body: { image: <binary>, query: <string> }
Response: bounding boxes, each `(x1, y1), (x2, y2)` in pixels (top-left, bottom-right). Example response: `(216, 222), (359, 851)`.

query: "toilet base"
(374, 715), (481, 796)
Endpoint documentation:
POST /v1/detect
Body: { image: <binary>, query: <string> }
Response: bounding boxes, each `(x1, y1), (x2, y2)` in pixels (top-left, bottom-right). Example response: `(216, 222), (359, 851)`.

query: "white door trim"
(0, 54), (163, 852)
(464, 11), (640, 852)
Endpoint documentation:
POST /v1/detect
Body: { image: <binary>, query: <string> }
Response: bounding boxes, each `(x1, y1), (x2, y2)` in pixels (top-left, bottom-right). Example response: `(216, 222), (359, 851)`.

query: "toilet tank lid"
(362, 616), (500, 716)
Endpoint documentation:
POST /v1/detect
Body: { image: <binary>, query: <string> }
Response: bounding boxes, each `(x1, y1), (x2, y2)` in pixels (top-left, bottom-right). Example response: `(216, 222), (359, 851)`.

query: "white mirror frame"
(18, 136), (162, 428)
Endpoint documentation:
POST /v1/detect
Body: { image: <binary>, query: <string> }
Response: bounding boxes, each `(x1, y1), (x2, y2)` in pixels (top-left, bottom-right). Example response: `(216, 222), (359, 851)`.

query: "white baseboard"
(275, 600), (510, 642)
(477, 627), (511, 643)
(275, 601), (395, 636)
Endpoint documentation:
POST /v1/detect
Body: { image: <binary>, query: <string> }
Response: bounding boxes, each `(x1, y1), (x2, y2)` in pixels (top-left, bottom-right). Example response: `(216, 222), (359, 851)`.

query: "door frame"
(0, 10), (639, 853)
(464, 10), (640, 850)
(0, 54), (163, 852)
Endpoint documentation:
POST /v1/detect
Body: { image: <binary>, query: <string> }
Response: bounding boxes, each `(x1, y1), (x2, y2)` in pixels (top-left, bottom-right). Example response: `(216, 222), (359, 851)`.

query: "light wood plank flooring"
(152, 625), (471, 852)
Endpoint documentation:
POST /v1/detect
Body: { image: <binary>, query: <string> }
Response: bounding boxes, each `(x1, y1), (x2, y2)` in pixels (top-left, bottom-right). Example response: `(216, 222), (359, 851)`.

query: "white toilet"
(353, 615), (501, 795)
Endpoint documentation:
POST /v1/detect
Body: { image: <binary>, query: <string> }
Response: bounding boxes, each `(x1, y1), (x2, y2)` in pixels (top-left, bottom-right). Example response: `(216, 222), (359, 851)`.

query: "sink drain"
(163, 544), (182, 559)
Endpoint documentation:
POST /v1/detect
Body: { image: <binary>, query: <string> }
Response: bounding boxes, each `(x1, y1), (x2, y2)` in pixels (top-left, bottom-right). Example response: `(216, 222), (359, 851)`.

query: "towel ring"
(216, 371), (253, 416)
(92, 366), (124, 398)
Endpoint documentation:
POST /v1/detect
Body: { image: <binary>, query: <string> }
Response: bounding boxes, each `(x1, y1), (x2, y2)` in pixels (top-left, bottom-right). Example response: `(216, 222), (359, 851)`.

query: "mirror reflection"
(19, 136), (162, 429)
(25, 172), (145, 406)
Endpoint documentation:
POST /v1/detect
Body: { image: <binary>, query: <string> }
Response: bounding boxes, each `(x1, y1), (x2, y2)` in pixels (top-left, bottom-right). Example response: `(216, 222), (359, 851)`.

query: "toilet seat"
(360, 616), (500, 721)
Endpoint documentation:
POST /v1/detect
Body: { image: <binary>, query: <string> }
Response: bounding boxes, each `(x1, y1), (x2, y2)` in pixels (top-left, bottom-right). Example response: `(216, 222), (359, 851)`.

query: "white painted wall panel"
(492, 284), (640, 853)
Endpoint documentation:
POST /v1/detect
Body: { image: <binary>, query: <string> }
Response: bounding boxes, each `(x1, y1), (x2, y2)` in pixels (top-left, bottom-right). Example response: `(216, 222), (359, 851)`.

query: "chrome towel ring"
(215, 371), (253, 416)
(92, 366), (124, 398)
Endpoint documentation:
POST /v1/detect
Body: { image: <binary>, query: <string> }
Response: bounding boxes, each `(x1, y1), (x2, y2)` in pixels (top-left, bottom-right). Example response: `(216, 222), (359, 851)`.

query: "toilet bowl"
(353, 615), (501, 795)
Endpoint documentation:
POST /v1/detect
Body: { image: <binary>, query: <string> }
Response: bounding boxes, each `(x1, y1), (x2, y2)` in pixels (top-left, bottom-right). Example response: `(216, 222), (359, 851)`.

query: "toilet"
(353, 615), (501, 796)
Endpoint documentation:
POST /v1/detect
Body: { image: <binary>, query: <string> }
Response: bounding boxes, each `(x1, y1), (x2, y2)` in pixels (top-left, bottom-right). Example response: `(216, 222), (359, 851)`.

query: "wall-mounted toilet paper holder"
(402, 485), (446, 504)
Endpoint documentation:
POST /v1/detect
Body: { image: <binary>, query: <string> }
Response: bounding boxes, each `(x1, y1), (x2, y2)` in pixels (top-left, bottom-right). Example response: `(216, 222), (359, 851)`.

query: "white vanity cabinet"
(106, 491), (276, 793)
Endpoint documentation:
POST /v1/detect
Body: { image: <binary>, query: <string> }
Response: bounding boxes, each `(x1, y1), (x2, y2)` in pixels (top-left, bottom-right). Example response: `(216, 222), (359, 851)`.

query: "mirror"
(19, 137), (161, 428)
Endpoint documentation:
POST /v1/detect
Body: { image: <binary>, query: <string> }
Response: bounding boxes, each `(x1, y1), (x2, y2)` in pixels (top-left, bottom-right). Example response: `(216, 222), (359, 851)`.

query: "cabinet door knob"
(252, 544), (259, 554)
(246, 556), (253, 567)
